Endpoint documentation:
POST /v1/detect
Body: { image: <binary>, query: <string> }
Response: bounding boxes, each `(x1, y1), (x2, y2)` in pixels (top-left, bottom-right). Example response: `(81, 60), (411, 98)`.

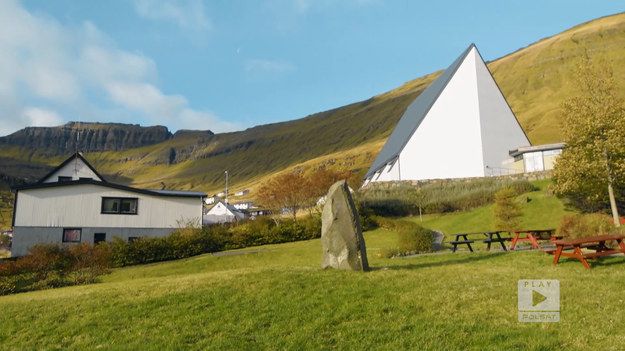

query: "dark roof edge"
(365, 43), (477, 178)
(38, 152), (107, 184)
(14, 179), (206, 198)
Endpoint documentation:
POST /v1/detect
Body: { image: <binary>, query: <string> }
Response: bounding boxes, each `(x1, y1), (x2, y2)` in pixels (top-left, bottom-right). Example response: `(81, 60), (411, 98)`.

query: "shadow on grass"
(371, 251), (509, 271)
(556, 255), (625, 269)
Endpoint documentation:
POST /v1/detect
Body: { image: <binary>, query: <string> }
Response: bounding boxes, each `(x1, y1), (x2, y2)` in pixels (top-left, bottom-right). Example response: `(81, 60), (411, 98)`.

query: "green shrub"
(371, 216), (434, 256)
(556, 213), (618, 239)
(397, 226), (435, 255)
(494, 187), (522, 232)
(360, 179), (536, 216)
(0, 243), (112, 295)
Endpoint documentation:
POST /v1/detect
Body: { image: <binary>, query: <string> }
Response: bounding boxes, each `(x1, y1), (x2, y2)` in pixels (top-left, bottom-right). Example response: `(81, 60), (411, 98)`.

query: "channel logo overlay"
(518, 279), (560, 322)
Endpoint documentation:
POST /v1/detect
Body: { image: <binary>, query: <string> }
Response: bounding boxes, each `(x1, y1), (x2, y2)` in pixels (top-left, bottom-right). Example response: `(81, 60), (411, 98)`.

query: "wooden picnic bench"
(449, 231), (508, 252)
(550, 235), (625, 269)
(510, 229), (561, 250)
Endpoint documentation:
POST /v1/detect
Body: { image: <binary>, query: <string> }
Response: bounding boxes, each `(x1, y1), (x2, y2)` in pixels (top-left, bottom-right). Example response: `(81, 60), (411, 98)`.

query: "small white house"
(205, 196), (220, 205)
(203, 199), (247, 225)
(11, 153), (206, 257)
(508, 142), (565, 173)
(234, 190), (250, 197)
(233, 201), (253, 210)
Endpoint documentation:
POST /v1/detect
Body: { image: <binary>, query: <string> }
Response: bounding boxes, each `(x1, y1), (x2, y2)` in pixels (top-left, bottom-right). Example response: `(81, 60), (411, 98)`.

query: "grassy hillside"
(2, 13), (625, 197)
(491, 12), (625, 144)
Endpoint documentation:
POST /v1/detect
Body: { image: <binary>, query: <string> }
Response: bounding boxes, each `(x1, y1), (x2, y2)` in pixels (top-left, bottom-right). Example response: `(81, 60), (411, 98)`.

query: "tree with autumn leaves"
(257, 169), (356, 223)
(553, 56), (625, 226)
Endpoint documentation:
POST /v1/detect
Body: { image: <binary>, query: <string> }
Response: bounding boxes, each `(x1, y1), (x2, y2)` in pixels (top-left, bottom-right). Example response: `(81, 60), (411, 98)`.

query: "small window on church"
(58, 176), (72, 182)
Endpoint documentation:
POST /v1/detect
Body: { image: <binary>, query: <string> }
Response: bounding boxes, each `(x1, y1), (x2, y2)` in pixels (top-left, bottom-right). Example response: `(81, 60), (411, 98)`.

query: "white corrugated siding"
(15, 184), (202, 228)
(42, 158), (102, 182)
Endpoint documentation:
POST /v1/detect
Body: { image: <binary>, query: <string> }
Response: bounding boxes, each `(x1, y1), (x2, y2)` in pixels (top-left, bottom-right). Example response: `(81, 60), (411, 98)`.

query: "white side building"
(203, 199), (247, 225)
(11, 153), (206, 256)
(364, 44), (531, 185)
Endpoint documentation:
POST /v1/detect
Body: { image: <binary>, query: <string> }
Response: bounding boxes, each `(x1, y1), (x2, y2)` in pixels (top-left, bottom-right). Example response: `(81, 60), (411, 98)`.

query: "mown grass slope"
(1, 225), (624, 350)
(0, 178), (607, 351)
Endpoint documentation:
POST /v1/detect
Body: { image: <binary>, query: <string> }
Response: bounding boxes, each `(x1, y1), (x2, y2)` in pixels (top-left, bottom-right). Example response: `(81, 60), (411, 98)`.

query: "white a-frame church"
(364, 44), (531, 185)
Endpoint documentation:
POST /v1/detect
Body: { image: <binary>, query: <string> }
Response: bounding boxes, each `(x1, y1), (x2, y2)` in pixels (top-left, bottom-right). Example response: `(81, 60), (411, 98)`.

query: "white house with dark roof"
(203, 199), (247, 225)
(364, 44), (531, 185)
(11, 153), (206, 256)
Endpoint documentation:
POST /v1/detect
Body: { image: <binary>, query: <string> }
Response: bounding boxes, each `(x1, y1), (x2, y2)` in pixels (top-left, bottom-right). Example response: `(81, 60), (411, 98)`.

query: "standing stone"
(321, 180), (369, 271)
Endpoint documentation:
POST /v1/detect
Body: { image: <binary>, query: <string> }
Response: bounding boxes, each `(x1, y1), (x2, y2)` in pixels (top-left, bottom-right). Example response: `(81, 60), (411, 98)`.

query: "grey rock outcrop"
(321, 180), (369, 271)
(0, 122), (174, 153)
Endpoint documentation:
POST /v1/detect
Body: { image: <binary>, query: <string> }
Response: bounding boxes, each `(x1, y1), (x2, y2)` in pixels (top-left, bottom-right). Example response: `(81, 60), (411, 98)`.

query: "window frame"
(101, 197), (139, 215)
(94, 233), (106, 244)
(63, 228), (82, 243)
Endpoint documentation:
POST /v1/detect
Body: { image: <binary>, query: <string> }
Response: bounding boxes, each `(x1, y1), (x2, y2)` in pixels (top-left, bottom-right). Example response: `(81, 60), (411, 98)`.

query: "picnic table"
(550, 235), (625, 269)
(449, 231), (508, 252)
(509, 229), (561, 250)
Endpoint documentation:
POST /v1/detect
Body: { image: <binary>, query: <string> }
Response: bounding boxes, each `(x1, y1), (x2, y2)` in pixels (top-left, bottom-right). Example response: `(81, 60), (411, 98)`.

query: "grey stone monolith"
(321, 180), (369, 271)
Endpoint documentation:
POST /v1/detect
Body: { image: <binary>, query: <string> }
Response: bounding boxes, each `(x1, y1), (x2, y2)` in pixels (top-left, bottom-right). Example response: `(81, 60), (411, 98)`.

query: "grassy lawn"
(1, 226), (624, 351)
(414, 179), (576, 249)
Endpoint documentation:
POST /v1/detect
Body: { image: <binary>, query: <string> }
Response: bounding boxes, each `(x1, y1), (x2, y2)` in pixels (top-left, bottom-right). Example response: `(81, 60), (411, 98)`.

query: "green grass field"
(2, 179), (619, 350)
(418, 179), (575, 248)
(1, 224), (624, 350)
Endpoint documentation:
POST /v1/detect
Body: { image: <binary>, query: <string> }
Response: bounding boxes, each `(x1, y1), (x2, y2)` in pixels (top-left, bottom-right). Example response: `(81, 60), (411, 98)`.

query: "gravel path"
(211, 248), (269, 257)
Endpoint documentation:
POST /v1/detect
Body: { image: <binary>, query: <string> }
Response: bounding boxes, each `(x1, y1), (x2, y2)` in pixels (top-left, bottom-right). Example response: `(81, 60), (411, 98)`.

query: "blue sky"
(1, 0), (623, 136)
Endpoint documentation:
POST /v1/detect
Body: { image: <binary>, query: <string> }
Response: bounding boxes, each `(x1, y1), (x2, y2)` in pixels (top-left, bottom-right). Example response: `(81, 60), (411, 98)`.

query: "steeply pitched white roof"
(365, 44), (529, 179)
(39, 152), (106, 183)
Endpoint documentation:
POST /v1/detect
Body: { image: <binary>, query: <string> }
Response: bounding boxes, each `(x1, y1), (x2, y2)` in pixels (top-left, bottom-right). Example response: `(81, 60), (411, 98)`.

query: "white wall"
(475, 50), (530, 171)
(375, 160), (401, 182)
(398, 48), (485, 180)
(207, 202), (233, 216)
(14, 184), (202, 228)
(42, 158), (102, 183)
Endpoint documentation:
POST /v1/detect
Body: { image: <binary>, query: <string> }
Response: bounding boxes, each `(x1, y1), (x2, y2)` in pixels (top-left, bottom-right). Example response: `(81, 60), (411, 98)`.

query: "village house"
(11, 153), (206, 257)
(203, 199), (247, 225)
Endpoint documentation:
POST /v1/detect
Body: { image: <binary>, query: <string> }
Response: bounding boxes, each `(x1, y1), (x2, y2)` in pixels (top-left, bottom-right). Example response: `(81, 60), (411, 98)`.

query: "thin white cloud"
(245, 59), (296, 76)
(0, 0), (239, 136)
(133, 0), (211, 30)
(263, 0), (381, 16)
(22, 107), (64, 127)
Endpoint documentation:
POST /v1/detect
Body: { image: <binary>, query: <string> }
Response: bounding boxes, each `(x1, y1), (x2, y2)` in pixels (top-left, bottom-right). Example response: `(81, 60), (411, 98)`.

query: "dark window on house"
(58, 176), (72, 182)
(79, 177), (93, 181)
(63, 228), (81, 242)
(94, 233), (106, 244)
(102, 197), (138, 214)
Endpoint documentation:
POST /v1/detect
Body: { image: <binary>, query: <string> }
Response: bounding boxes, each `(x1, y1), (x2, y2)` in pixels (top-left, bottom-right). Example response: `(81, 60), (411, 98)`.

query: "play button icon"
(533, 289), (548, 307)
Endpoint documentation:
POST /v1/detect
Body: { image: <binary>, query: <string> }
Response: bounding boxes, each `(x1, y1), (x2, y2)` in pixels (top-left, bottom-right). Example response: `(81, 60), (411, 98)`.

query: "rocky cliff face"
(0, 122), (175, 154)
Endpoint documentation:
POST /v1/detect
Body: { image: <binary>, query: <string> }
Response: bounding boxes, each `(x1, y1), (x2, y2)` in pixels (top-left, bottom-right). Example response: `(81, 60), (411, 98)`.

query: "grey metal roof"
(365, 44), (477, 179)
(509, 142), (566, 157)
(151, 189), (208, 197)
(14, 179), (206, 198)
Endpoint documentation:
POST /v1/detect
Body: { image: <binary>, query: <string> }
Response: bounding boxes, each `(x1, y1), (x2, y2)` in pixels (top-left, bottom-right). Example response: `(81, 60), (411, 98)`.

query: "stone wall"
(360, 171), (552, 192)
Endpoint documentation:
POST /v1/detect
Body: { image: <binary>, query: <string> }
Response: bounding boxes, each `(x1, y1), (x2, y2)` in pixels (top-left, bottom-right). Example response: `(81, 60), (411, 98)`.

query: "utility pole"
(225, 171), (229, 204)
